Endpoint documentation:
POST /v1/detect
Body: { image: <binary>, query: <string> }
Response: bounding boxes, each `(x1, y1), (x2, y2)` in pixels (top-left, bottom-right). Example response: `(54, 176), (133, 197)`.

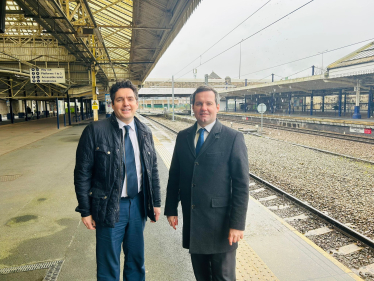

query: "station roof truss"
(0, 0), (202, 101)
(328, 41), (374, 70)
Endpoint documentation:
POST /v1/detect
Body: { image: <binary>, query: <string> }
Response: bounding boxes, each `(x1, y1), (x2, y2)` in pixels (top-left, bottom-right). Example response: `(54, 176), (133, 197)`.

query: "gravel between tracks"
(150, 116), (374, 241)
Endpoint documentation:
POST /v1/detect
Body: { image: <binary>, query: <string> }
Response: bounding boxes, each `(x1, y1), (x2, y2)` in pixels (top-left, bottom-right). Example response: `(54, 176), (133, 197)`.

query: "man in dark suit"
(74, 80), (161, 281)
(165, 85), (249, 281)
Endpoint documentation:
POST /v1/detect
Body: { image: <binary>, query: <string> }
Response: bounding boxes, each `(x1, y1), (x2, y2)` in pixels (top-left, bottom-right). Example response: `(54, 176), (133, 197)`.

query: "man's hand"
(228, 228), (244, 245)
(151, 207), (161, 223)
(82, 215), (96, 230)
(167, 216), (178, 230)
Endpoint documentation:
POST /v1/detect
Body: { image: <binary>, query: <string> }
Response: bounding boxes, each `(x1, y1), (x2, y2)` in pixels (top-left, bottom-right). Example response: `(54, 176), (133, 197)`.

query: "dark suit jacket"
(164, 119), (249, 254)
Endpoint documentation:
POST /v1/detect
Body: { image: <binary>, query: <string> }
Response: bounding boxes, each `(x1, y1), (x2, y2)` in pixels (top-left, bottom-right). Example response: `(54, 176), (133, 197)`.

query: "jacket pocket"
(89, 188), (108, 222)
(211, 197), (230, 208)
(89, 188), (107, 199)
(94, 144), (112, 182)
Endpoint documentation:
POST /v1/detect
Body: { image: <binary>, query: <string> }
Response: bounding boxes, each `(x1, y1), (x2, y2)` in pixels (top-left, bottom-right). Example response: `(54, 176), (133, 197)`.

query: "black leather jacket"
(74, 114), (161, 227)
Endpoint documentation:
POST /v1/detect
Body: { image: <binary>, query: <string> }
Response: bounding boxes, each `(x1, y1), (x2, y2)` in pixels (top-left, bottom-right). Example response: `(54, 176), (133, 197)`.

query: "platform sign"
(257, 103), (267, 114)
(30, 68), (65, 83)
(364, 128), (372, 134)
(349, 127), (365, 134)
(257, 103), (267, 135)
(92, 100), (99, 110)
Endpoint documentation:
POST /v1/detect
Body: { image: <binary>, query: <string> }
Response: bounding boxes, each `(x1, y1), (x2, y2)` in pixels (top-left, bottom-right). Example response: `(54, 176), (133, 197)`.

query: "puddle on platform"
(6, 215), (38, 226)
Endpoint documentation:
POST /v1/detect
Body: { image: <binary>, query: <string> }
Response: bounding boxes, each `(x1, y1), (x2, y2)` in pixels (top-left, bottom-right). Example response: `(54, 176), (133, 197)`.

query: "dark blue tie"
(124, 125), (138, 198)
(196, 128), (205, 155)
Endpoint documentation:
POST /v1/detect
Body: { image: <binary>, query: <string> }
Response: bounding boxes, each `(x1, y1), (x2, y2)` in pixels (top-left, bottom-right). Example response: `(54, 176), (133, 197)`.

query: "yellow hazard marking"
(153, 133), (278, 280)
(153, 135), (172, 169)
(249, 197), (364, 281)
(236, 240), (279, 281)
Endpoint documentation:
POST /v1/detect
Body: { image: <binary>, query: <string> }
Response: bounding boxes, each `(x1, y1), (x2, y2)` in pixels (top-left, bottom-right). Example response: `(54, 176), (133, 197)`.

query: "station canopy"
(219, 41), (374, 99)
(0, 0), (201, 101)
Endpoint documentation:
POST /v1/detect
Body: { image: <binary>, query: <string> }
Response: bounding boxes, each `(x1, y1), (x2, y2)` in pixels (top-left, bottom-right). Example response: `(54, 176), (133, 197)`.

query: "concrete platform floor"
(0, 116), (193, 281)
(0, 114), (363, 281)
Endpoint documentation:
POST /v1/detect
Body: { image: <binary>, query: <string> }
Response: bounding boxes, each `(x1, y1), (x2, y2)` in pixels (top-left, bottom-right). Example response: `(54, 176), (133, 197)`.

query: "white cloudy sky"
(148, 0), (373, 82)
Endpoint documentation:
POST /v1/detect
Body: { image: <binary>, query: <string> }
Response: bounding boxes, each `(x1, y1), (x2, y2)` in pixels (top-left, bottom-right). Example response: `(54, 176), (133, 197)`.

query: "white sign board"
(349, 127), (365, 134)
(105, 94), (113, 115)
(30, 68), (65, 83)
(58, 100), (65, 115)
(257, 103), (267, 114)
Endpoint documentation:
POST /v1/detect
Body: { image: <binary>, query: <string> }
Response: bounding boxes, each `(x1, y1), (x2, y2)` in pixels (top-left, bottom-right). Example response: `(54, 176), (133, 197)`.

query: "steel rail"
(141, 113), (374, 250)
(250, 173), (374, 249)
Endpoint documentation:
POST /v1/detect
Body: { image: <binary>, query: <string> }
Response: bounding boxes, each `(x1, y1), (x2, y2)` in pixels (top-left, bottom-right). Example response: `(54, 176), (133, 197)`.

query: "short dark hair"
(110, 80), (138, 104)
(192, 85), (220, 105)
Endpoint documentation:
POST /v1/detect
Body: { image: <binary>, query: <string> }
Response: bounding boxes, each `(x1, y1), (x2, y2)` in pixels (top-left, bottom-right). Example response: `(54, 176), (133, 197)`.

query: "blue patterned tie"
(196, 128), (205, 155)
(124, 125), (138, 198)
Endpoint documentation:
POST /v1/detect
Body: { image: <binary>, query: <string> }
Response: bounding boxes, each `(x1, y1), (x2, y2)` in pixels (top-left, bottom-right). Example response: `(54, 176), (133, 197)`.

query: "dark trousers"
(96, 193), (146, 281)
(191, 250), (236, 281)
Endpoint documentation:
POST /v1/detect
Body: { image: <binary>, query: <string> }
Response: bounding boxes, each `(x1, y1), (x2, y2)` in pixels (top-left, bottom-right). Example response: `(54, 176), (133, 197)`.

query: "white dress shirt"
(194, 120), (216, 148)
(116, 117), (142, 197)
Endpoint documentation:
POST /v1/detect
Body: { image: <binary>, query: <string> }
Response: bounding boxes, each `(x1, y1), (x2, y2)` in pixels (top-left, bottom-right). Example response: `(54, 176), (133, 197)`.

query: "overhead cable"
(176, 0), (314, 79)
(172, 0), (272, 77)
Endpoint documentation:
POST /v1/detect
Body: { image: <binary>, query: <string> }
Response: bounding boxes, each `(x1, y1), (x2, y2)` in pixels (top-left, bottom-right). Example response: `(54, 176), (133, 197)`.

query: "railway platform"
(0, 114), (363, 280)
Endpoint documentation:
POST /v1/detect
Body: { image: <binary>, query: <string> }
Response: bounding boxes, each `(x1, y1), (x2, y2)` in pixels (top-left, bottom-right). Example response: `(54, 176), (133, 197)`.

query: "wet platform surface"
(0, 114), (363, 280)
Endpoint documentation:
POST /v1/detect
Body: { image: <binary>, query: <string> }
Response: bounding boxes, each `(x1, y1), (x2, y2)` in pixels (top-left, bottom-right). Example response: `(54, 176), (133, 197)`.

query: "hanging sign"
(92, 100), (99, 110)
(30, 68), (65, 83)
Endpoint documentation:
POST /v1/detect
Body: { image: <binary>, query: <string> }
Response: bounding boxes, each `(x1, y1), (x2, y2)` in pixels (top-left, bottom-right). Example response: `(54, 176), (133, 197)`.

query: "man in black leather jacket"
(74, 80), (161, 281)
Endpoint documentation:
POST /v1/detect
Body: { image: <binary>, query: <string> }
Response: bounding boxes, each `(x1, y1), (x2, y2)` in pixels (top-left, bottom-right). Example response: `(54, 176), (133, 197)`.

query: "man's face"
(192, 90), (220, 127)
(112, 88), (138, 124)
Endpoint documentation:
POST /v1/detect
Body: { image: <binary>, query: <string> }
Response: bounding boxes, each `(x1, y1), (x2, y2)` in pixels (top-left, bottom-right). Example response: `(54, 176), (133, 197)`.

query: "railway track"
(142, 114), (374, 279)
(217, 114), (374, 145)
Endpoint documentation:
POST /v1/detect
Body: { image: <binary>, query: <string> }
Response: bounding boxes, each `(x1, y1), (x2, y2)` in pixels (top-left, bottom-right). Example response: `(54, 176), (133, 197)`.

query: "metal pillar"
(80, 97), (84, 120)
(288, 94), (291, 115)
(271, 94), (274, 113)
(310, 91), (314, 115)
(63, 98), (66, 126)
(338, 89), (342, 117)
(67, 92), (71, 125)
(312, 65), (315, 76)
(56, 98), (59, 129)
(271, 74), (274, 82)
(7, 77), (14, 124)
(344, 94), (347, 115)
(352, 79), (361, 119)
(244, 95), (247, 112)
(172, 75), (175, 121)
(44, 101), (47, 117)
(24, 99), (27, 121)
(322, 92), (325, 113)
(234, 97), (237, 112)
(74, 98), (78, 122)
(245, 79), (247, 86)
(368, 86), (373, 118)
(226, 98), (228, 112)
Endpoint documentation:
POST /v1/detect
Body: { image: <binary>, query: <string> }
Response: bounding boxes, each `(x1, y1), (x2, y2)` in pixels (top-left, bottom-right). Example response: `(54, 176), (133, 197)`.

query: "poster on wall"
(58, 101), (65, 115)
(105, 94), (113, 115)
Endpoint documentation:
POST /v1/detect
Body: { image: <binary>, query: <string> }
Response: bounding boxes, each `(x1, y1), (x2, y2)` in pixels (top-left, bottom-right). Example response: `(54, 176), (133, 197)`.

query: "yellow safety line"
(249, 196), (364, 281)
(153, 134), (278, 280)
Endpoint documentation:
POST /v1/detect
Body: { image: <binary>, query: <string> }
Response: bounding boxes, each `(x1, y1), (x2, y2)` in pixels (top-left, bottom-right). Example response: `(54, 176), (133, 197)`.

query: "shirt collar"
(196, 119), (216, 134)
(116, 117), (135, 132)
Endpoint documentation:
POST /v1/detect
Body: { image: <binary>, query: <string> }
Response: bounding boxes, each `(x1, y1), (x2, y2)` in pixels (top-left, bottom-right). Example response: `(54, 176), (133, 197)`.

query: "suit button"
(191, 205), (195, 209)
(195, 162), (199, 165)
(103, 196), (107, 199)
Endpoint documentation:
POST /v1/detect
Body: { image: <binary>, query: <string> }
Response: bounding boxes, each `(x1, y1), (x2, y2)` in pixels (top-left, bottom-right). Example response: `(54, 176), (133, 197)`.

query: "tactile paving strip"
(153, 128), (279, 281)
(153, 135), (172, 169)
(236, 241), (279, 281)
(0, 260), (63, 277)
